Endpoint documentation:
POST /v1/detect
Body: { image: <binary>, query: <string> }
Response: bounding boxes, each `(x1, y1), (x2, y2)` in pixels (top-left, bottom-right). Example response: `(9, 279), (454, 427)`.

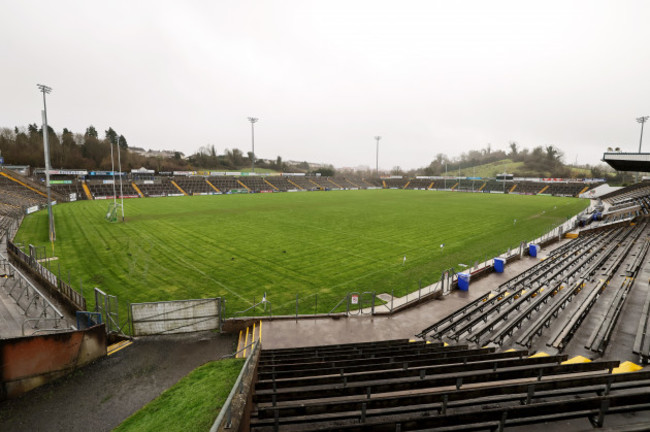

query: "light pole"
(37, 83), (55, 243)
(636, 116), (649, 183)
(248, 117), (258, 173)
(374, 136), (381, 176)
(444, 163), (447, 190)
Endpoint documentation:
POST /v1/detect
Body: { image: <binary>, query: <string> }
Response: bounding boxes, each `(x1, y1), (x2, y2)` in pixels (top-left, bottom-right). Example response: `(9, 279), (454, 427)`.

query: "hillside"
(457, 159), (596, 178)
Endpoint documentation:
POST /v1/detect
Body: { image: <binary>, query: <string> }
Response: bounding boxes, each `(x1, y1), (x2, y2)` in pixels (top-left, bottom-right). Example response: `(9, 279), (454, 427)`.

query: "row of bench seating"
(419, 223), (649, 356)
(249, 339), (650, 431)
(0, 172), (50, 217)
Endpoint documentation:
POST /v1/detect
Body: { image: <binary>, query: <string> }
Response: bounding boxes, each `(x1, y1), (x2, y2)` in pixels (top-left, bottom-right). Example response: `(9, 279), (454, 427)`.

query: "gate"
(441, 269), (456, 296)
(95, 287), (121, 334)
(130, 298), (222, 336)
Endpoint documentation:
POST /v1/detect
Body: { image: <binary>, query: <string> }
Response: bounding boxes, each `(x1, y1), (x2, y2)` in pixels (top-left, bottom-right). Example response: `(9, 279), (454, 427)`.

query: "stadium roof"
(602, 152), (650, 172)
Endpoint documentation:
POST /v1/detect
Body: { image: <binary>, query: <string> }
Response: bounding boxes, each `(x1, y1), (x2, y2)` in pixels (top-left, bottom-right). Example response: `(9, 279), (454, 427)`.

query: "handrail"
(234, 299), (271, 316)
(5, 240), (86, 311)
(1, 252), (65, 320)
(210, 339), (261, 432)
(22, 317), (71, 336)
(221, 340), (256, 360)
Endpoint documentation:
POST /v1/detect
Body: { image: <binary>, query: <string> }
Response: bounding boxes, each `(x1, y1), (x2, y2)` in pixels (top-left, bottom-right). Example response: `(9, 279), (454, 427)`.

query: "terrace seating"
(287, 176), (320, 191)
(383, 178), (407, 189)
(263, 176), (295, 191)
(321, 176), (346, 189)
(85, 181), (139, 198)
(49, 180), (86, 200)
(238, 176), (275, 192)
(601, 181), (650, 203)
(334, 177), (360, 189)
(419, 223), (650, 353)
(248, 340), (650, 431)
(480, 179), (509, 193)
(634, 282), (650, 363)
(358, 177), (382, 187)
(307, 176), (330, 189)
(511, 181), (545, 195)
(545, 182), (595, 197)
(455, 178), (484, 192)
(173, 176), (213, 195)
(207, 176), (242, 193)
(0, 171), (49, 214)
(404, 178), (432, 190)
(133, 178), (180, 197)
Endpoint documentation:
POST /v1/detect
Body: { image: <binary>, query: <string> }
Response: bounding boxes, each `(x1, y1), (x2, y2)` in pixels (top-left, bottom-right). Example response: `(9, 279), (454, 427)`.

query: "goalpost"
(105, 139), (125, 223)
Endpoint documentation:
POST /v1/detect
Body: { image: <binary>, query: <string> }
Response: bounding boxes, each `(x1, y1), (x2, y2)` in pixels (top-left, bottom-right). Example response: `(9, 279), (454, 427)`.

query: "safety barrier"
(6, 240), (86, 311)
(210, 339), (260, 432)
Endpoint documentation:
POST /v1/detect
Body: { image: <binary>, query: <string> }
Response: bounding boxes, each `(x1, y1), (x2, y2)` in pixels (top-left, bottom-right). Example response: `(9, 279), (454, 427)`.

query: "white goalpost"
(105, 139), (125, 223)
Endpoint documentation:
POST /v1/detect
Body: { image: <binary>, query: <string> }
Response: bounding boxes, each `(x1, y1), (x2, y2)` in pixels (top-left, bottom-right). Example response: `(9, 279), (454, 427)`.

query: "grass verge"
(113, 358), (243, 432)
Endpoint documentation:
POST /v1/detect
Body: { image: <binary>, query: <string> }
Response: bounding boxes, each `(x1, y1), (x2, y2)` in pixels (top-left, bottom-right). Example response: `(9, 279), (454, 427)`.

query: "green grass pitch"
(16, 190), (587, 316)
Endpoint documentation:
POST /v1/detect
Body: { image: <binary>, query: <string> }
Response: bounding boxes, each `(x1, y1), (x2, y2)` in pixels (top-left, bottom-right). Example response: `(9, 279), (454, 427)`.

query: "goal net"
(105, 202), (121, 223)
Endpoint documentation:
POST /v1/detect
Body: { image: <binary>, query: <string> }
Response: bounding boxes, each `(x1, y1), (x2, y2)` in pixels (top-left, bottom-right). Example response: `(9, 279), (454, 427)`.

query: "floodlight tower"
(248, 117), (258, 173)
(636, 116), (649, 183)
(374, 136), (381, 176)
(37, 83), (55, 242)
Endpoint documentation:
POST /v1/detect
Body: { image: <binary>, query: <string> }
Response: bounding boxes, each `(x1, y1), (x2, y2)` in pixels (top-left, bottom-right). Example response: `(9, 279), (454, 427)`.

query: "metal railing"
(6, 240), (86, 311)
(0, 252), (70, 334)
(210, 339), (261, 431)
(235, 299), (272, 316)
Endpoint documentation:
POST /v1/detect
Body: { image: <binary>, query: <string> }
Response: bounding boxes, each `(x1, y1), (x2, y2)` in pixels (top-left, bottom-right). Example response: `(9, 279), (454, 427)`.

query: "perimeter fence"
(4, 208), (581, 329)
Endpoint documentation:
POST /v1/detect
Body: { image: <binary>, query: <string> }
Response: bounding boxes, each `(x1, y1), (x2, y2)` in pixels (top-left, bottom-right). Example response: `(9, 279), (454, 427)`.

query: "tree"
(85, 125), (98, 138)
(274, 156), (284, 171)
(28, 123), (39, 137)
(508, 142), (519, 158)
(118, 135), (128, 149)
(105, 127), (118, 145)
(225, 148), (244, 166)
(545, 145), (560, 161)
(313, 165), (336, 177)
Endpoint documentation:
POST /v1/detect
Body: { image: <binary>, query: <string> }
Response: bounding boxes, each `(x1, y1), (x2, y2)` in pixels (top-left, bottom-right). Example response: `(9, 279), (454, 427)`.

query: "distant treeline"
(0, 124), (192, 172)
(0, 125), (616, 181)
(0, 124), (334, 174)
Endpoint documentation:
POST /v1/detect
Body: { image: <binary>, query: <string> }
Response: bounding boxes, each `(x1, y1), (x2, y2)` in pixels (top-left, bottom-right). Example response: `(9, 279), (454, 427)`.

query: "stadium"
(1, 149), (650, 431)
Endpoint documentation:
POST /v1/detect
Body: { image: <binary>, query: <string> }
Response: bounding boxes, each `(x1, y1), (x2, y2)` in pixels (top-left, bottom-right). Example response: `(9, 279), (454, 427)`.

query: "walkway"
(262, 256), (538, 349)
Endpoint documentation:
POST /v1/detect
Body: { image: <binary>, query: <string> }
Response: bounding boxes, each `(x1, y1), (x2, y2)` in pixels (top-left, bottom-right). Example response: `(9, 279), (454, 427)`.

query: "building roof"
(602, 152), (650, 172)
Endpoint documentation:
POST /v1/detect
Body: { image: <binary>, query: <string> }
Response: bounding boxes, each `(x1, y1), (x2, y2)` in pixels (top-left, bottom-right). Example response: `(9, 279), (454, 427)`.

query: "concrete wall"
(131, 298), (221, 336)
(0, 324), (106, 399)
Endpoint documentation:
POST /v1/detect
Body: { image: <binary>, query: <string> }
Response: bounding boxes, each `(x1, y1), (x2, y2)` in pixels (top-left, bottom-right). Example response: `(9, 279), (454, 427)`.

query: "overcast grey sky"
(2, 1), (649, 170)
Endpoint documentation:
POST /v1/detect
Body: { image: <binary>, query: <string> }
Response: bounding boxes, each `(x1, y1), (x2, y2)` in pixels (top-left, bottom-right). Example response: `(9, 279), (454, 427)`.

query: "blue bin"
(458, 272), (470, 291)
(529, 244), (539, 257)
(494, 258), (505, 273)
